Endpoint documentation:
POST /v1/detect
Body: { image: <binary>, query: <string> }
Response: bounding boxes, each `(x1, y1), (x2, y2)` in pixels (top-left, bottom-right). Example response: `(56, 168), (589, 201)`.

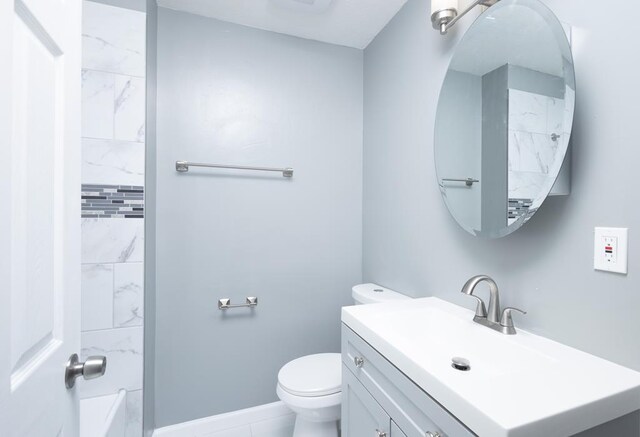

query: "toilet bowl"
(277, 353), (342, 437)
(276, 284), (410, 437)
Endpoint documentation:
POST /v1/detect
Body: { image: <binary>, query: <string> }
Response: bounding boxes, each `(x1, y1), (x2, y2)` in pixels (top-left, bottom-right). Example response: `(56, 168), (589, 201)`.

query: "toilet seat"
(278, 353), (341, 397)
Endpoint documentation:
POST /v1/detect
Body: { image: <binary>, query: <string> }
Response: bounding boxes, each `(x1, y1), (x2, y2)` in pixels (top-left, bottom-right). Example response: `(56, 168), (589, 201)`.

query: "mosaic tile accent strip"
(508, 198), (533, 220)
(82, 184), (144, 218)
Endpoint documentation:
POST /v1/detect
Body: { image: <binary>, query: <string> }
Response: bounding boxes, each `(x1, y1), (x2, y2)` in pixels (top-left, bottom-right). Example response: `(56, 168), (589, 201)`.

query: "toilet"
(276, 283), (410, 437)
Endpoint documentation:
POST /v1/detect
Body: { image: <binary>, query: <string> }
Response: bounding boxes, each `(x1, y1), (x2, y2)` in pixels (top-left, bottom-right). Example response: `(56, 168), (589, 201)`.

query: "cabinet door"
(392, 421), (408, 437)
(343, 325), (472, 437)
(343, 364), (390, 437)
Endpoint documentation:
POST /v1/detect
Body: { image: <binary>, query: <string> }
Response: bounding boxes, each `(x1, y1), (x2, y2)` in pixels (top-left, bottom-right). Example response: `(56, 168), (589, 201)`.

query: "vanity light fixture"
(431, 0), (500, 34)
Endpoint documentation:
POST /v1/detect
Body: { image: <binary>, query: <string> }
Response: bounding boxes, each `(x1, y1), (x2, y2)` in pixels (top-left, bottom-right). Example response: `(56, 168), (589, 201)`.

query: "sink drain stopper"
(451, 357), (471, 371)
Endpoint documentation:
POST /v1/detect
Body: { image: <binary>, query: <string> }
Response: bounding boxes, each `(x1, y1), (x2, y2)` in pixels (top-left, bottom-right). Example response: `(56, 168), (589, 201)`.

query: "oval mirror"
(434, 0), (575, 238)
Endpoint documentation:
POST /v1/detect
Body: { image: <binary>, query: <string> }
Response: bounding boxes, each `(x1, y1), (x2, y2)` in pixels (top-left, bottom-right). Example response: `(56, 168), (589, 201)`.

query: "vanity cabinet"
(342, 324), (475, 437)
(342, 298), (640, 436)
(342, 366), (391, 436)
(343, 367), (409, 437)
(391, 421), (408, 437)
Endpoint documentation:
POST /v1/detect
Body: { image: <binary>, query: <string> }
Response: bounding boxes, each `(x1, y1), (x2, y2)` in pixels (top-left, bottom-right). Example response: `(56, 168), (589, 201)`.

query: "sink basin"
(386, 304), (557, 379)
(342, 297), (640, 437)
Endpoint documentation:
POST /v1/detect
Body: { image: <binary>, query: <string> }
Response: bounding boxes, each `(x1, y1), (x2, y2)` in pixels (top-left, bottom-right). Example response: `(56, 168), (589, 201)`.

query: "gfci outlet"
(594, 227), (628, 274)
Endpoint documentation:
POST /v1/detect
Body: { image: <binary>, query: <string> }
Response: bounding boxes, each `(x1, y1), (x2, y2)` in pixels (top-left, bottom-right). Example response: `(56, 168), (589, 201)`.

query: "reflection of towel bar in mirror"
(218, 297), (258, 310)
(441, 178), (479, 187)
(176, 161), (293, 177)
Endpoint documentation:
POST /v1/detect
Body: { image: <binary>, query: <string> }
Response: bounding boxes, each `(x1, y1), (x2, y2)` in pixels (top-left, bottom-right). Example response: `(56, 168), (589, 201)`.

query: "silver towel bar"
(441, 178), (479, 187)
(176, 161), (293, 177)
(218, 297), (258, 310)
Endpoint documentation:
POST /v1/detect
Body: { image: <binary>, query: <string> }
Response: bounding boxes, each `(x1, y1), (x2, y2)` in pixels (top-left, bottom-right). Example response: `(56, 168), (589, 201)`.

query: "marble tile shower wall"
(80, 2), (145, 436)
(507, 88), (573, 224)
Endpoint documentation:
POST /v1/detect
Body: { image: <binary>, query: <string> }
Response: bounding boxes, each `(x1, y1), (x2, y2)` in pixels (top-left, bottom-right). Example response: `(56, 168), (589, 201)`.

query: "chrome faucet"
(461, 275), (526, 335)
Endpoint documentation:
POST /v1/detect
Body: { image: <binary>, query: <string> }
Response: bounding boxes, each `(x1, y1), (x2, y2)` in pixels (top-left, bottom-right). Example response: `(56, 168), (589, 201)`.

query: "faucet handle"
(500, 307), (527, 327)
(467, 295), (488, 319)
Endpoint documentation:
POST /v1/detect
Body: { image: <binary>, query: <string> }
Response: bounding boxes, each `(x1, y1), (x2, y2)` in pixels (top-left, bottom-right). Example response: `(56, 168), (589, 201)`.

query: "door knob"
(65, 353), (107, 389)
(376, 430), (387, 437)
(354, 356), (364, 368)
(426, 432), (442, 437)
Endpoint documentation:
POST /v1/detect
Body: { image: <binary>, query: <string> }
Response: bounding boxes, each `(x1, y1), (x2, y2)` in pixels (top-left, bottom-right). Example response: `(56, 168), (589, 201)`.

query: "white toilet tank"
(352, 283), (411, 305)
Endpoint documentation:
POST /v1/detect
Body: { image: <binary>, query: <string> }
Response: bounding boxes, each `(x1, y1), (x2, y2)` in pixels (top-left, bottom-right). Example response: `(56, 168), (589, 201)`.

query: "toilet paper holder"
(218, 296), (258, 310)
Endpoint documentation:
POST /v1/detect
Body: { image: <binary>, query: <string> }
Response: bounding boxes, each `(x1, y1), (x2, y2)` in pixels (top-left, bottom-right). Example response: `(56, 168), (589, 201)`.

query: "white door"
(0, 0), (83, 436)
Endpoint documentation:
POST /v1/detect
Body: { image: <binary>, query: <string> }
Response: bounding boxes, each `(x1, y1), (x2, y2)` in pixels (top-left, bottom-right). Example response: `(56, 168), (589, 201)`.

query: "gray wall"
(87, 0), (146, 12)
(143, 0), (157, 435)
(436, 70), (482, 231)
(508, 64), (566, 99)
(155, 8), (363, 426)
(481, 65), (509, 234)
(363, 0), (640, 374)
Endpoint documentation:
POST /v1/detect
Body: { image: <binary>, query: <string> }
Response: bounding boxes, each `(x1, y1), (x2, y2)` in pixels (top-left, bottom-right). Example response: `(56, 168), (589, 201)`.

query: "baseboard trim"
(153, 401), (294, 437)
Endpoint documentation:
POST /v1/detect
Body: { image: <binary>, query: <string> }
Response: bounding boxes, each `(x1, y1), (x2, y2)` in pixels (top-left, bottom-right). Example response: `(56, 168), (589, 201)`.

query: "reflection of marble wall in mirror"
(478, 63), (572, 226)
(506, 62), (573, 224)
(508, 89), (563, 224)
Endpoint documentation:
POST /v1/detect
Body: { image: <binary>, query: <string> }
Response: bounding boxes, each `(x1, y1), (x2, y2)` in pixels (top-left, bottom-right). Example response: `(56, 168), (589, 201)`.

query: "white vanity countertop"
(342, 297), (640, 437)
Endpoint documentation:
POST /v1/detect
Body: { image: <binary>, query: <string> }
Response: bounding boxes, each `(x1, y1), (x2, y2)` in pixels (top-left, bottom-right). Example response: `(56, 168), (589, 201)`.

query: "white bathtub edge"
(80, 389), (127, 437)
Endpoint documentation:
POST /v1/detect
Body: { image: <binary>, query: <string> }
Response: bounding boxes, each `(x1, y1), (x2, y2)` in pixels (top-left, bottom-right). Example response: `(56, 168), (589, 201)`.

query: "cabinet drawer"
(342, 324), (476, 437)
(342, 364), (391, 437)
(392, 420), (408, 437)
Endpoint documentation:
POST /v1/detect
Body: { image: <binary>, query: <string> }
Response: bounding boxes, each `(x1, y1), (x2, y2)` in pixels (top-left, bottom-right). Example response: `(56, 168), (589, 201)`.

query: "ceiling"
(156, 0), (408, 49)
(450, 2), (569, 77)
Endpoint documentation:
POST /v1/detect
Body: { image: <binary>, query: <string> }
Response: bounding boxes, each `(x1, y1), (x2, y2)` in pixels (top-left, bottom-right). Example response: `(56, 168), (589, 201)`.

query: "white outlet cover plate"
(594, 227), (628, 274)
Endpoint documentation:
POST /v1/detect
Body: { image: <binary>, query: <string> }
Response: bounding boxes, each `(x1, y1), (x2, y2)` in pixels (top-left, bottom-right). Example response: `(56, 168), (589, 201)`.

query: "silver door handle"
(426, 432), (442, 437)
(65, 353), (107, 389)
(376, 430), (387, 437)
(354, 356), (364, 368)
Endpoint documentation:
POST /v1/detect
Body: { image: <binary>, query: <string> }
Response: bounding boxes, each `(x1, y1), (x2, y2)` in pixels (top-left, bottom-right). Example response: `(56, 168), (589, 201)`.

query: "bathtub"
(80, 390), (127, 437)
